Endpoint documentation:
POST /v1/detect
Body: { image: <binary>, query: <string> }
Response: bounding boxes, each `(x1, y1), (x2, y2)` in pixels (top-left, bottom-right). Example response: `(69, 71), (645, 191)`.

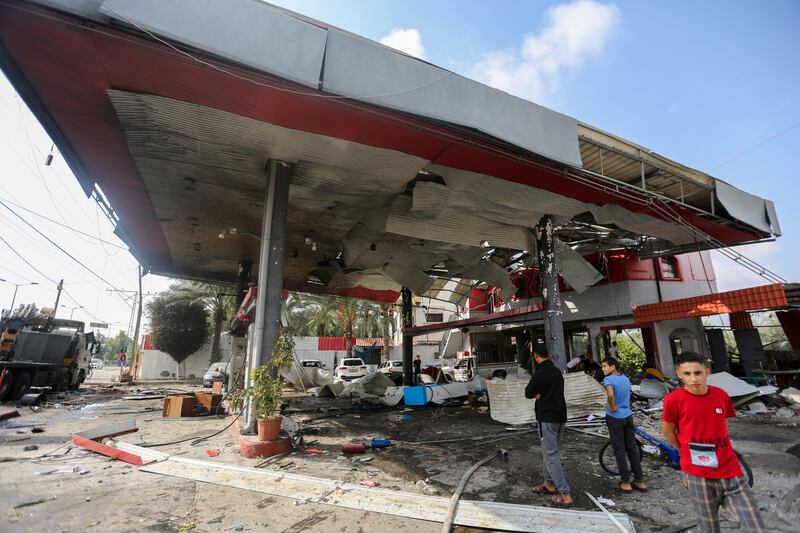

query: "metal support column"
(244, 160), (291, 429)
(536, 215), (567, 371)
(235, 261), (252, 311)
(259, 161), (291, 375)
(401, 287), (414, 386)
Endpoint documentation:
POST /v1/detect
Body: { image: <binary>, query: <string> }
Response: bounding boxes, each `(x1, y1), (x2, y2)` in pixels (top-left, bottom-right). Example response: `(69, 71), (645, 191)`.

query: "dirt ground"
(1, 380), (799, 533)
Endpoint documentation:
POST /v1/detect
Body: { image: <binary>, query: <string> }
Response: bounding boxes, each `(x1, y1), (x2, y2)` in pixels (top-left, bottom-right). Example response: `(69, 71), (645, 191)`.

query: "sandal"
(532, 483), (557, 494)
(618, 482), (633, 494)
(551, 494), (573, 506)
(633, 482), (648, 492)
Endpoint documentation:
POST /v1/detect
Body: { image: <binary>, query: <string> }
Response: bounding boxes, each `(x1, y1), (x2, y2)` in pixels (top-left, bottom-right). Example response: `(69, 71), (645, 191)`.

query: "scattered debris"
(0, 409), (20, 421)
(14, 497), (55, 509)
(370, 437), (391, 448)
(748, 401), (768, 413)
(23, 444), (39, 451)
(72, 420), (142, 465)
(360, 479), (380, 487)
(707, 372), (759, 397)
(585, 491), (630, 533)
(786, 444), (800, 459)
(20, 392), (47, 406)
(303, 449), (323, 455)
(206, 449), (221, 457)
(342, 443), (366, 454)
(780, 387), (800, 404)
(31, 427), (45, 433)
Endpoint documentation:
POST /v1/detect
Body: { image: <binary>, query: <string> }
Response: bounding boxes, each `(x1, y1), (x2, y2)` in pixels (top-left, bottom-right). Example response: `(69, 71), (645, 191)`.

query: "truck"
(0, 308), (98, 401)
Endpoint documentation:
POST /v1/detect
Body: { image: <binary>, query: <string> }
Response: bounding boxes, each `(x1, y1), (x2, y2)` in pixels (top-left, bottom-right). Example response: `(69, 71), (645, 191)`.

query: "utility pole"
(131, 265), (143, 379)
(53, 279), (63, 315)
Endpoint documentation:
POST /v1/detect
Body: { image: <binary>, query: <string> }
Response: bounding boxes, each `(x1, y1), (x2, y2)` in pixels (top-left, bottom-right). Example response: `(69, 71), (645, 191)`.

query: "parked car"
(301, 359), (325, 369)
(378, 360), (403, 375)
(335, 358), (368, 380)
(203, 361), (230, 388)
(89, 358), (103, 369)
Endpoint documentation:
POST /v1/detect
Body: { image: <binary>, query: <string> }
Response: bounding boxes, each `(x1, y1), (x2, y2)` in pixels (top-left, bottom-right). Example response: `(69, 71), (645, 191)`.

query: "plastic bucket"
(404, 385), (432, 406)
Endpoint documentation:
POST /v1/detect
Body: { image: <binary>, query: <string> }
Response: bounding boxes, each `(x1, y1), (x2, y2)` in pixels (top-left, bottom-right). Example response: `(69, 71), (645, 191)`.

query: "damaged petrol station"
(1, 1), (799, 532)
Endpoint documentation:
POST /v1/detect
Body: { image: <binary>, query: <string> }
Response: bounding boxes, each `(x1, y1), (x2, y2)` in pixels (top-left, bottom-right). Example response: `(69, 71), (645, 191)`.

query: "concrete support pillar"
(536, 215), (566, 371)
(244, 160), (291, 429)
(401, 287), (414, 386)
(705, 329), (729, 374)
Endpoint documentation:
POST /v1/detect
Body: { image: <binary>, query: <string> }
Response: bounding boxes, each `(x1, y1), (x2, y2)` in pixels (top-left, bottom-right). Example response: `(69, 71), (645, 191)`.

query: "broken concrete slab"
(780, 387), (800, 404)
(707, 372), (759, 397)
(120, 442), (635, 532)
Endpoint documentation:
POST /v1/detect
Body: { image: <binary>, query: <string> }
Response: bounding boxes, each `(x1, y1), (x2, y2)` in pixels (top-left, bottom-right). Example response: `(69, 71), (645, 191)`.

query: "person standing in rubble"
(662, 352), (765, 533)
(525, 342), (572, 506)
(413, 355), (421, 384)
(601, 357), (647, 494)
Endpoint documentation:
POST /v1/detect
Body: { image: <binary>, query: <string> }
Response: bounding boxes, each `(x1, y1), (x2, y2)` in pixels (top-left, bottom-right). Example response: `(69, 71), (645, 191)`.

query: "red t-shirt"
(662, 385), (742, 479)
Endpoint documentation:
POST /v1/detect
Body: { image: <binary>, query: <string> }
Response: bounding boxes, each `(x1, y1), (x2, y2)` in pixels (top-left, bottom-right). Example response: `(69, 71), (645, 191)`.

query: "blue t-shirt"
(603, 373), (632, 418)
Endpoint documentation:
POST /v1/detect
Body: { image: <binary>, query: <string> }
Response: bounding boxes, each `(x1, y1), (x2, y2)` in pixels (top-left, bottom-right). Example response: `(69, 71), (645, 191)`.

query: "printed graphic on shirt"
(689, 442), (719, 468)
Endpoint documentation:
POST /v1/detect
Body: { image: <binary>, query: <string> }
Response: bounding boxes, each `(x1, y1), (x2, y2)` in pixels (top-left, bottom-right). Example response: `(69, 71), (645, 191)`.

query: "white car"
(335, 358), (368, 380)
(301, 359), (324, 369)
(90, 358), (103, 369)
(378, 360), (403, 376)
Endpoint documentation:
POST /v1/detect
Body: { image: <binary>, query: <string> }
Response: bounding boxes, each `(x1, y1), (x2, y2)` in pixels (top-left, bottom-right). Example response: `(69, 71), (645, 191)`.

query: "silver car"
(203, 361), (230, 388)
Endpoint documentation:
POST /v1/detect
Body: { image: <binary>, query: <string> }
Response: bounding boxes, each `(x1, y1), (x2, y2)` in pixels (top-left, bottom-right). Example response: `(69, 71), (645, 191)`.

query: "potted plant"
(119, 367), (133, 383)
(230, 328), (295, 441)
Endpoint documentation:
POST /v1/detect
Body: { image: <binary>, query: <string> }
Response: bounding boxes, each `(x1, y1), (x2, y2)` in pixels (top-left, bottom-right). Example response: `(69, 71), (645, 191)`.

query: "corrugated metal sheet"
(487, 372), (607, 426)
(563, 372), (608, 419)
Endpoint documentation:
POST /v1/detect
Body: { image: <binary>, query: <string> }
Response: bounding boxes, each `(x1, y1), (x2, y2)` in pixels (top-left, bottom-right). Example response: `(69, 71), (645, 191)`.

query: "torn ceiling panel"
(555, 241), (604, 294)
(590, 204), (695, 246)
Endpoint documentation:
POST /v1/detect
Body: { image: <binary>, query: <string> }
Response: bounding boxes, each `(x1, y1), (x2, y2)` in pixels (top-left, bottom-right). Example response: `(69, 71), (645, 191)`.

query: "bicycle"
(598, 424), (754, 487)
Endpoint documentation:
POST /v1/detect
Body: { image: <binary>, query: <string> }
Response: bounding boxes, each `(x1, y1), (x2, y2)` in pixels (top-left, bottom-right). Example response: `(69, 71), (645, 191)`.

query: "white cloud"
(472, 0), (621, 102)
(379, 28), (426, 60)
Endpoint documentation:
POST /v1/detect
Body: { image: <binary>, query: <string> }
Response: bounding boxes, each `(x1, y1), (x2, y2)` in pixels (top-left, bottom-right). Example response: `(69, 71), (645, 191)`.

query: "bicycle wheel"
(734, 450), (754, 488)
(599, 440), (646, 476)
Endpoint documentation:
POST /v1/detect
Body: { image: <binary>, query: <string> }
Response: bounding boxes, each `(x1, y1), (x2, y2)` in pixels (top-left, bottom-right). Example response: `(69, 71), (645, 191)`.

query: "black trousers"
(606, 414), (643, 483)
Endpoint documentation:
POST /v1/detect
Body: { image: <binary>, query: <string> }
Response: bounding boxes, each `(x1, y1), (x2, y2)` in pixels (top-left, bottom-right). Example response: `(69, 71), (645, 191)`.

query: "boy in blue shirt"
(602, 357), (647, 493)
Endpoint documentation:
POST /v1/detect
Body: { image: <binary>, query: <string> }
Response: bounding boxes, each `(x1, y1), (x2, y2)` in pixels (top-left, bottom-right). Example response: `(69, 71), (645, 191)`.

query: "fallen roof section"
(0, 0), (782, 299)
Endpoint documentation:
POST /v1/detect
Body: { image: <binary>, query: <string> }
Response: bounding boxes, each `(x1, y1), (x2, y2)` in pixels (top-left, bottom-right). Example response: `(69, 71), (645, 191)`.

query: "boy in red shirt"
(662, 352), (765, 533)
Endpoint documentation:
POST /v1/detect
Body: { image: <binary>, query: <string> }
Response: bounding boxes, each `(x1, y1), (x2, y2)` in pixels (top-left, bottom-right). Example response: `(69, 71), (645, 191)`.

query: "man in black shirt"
(413, 355), (421, 384)
(525, 342), (572, 505)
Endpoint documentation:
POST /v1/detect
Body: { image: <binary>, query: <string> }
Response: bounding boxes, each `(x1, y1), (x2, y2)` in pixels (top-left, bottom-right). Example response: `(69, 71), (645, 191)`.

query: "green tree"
(101, 331), (134, 363)
(167, 281), (234, 365)
(612, 333), (646, 375)
(146, 295), (209, 379)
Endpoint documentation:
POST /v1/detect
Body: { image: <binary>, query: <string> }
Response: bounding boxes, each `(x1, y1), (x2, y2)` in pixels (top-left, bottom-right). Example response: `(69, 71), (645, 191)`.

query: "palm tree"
(167, 281), (235, 365)
(286, 293), (339, 336)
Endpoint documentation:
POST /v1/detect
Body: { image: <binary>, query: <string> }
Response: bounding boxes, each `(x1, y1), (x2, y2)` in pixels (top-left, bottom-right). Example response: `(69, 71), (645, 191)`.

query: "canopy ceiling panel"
(0, 0), (780, 303)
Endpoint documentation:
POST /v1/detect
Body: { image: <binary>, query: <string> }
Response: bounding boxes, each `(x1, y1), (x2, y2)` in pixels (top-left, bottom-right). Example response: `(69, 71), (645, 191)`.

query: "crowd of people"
(523, 342), (765, 533)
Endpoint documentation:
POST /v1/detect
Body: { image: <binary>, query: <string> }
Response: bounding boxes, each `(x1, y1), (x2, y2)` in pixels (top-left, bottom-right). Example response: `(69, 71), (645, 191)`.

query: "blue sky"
(272, 0), (799, 290)
(0, 1), (798, 333)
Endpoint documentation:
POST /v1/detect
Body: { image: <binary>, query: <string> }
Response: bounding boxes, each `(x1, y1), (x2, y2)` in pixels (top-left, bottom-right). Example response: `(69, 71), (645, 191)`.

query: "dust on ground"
(1, 383), (798, 532)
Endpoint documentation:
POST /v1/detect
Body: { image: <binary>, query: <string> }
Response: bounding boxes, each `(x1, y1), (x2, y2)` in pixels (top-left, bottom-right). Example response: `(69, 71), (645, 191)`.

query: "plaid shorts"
(684, 474), (766, 533)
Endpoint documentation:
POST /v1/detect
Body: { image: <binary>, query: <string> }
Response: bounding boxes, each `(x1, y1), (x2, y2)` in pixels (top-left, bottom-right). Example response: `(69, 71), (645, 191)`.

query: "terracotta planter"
(257, 415), (282, 441)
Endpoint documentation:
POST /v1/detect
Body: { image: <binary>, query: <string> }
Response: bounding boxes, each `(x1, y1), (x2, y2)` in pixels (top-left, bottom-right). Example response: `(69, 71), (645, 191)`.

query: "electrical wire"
(0, 200), (124, 291)
(0, 197), (127, 249)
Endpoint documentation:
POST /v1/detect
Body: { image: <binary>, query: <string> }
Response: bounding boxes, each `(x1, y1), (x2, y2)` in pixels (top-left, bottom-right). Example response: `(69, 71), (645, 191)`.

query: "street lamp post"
(61, 304), (84, 320)
(0, 279), (39, 313)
